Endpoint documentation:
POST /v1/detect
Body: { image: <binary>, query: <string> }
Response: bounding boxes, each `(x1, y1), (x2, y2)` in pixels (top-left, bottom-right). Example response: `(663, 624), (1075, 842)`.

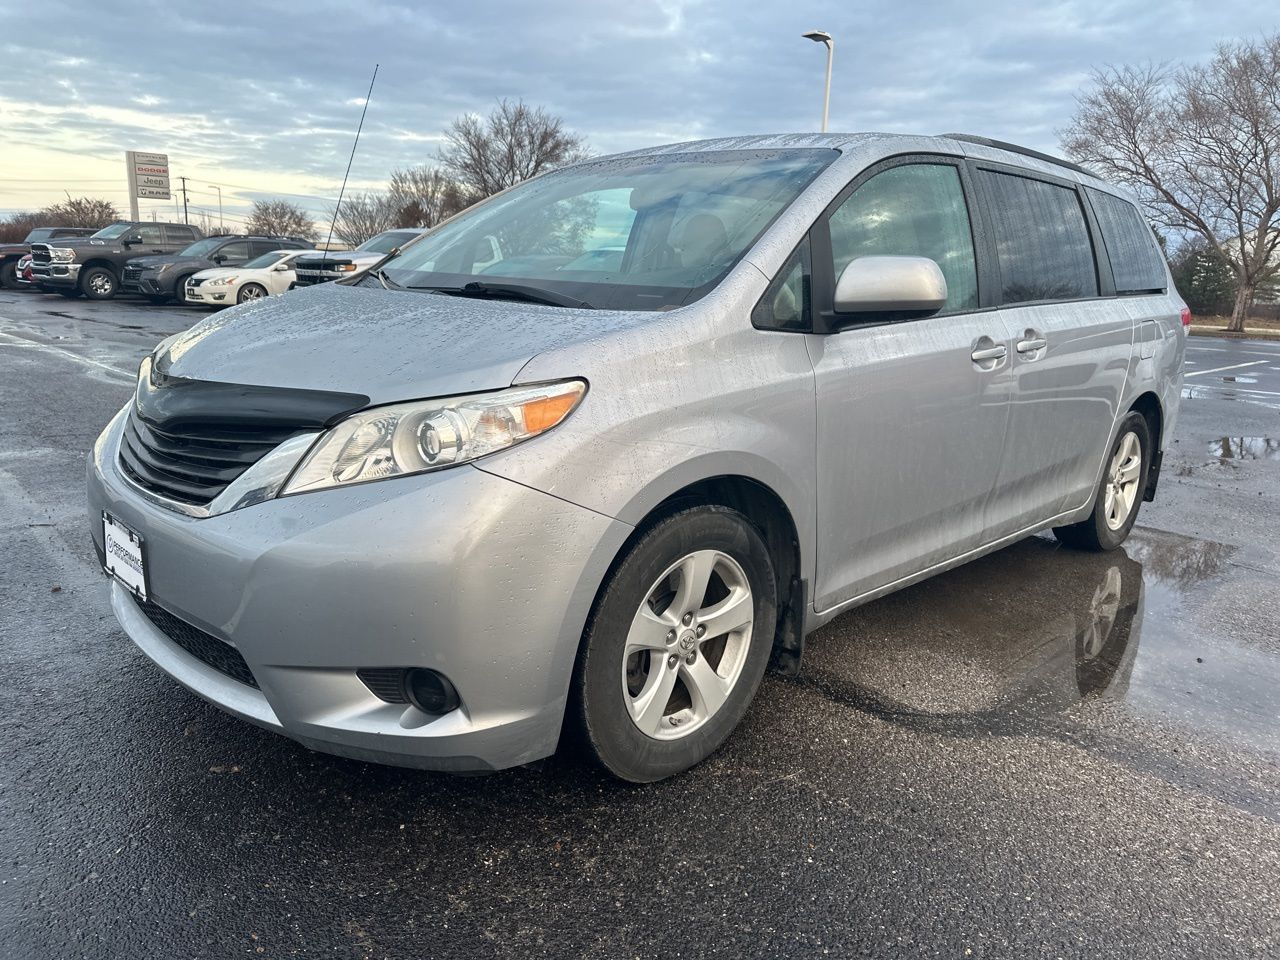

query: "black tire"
(237, 282), (268, 304)
(1054, 411), (1151, 552)
(80, 266), (117, 300)
(0, 260), (16, 289)
(571, 505), (777, 782)
(172, 276), (195, 306)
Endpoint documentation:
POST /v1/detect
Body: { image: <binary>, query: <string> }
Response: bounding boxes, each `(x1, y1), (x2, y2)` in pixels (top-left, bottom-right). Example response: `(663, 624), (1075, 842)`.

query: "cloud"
(0, 0), (1269, 218)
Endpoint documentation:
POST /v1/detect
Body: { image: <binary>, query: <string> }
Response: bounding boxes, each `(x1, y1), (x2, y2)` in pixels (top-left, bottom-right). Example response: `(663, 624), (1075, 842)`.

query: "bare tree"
(194, 211), (234, 237)
(0, 211), (42, 243)
(323, 191), (398, 246)
(246, 199), (316, 240)
(39, 196), (120, 229)
(388, 166), (468, 228)
(440, 99), (586, 201)
(1062, 34), (1280, 332)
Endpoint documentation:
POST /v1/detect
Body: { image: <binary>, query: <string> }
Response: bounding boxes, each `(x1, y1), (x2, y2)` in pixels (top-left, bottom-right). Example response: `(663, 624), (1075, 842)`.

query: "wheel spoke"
(1118, 457), (1141, 484)
(628, 660), (679, 735)
(672, 551), (717, 617)
(626, 604), (674, 654)
(681, 656), (730, 718)
(697, 587), (752, 639)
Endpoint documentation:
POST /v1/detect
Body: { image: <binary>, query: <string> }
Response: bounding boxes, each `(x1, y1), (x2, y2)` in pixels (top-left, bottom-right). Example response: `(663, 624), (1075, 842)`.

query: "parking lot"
(2, 289), (1278, 958)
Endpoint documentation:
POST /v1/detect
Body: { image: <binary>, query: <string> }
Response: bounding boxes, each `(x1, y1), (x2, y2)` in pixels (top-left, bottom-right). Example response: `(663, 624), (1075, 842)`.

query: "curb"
(1188, 325), (1280, 342)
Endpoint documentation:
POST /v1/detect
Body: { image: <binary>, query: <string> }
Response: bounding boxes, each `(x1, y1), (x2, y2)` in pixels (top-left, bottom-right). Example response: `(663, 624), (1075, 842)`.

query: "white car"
(184, 249), (319, 306)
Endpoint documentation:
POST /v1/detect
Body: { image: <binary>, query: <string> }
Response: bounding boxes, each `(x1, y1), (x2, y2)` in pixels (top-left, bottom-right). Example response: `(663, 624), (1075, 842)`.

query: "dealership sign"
(126, 151), (170, 199)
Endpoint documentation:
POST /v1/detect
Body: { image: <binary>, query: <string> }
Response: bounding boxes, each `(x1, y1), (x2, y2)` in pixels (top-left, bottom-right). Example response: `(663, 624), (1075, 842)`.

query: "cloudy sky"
(0, 0), (1273, 227)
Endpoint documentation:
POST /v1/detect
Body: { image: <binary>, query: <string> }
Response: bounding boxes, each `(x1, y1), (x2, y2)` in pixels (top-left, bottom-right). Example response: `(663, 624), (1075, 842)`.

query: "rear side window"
(1087, 189), (1166, 294)
(166, 225), (198, 243)
(977, 170), (1097, 304)
(827, 163), (979, 313)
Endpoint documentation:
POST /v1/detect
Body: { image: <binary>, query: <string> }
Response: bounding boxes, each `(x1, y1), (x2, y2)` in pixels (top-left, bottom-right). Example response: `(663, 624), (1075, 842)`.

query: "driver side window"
(828, 163), (979, 314)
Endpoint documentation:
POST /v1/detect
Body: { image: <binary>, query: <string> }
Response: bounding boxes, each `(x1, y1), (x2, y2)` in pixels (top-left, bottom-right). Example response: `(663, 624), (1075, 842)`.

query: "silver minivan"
(88, 133), (1186, 782)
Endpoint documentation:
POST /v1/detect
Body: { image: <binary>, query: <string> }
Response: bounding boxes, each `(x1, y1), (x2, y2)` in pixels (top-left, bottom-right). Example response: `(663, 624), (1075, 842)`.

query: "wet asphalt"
(1, 290), (1278, 959)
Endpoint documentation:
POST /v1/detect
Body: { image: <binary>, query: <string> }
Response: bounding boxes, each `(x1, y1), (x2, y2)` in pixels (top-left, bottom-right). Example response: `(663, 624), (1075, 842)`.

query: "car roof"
(598, 131), (1127, 199)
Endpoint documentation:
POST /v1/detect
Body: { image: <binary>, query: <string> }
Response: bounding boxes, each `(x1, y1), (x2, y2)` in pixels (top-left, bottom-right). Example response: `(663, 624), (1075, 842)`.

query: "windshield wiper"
(370, 267), (401, 290)
(410, 280), (593, 310)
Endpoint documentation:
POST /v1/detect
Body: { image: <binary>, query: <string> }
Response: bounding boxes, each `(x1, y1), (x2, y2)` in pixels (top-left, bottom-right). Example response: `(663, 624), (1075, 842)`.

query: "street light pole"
(210, 185), (223, 232)
(802, 30), (834, 133)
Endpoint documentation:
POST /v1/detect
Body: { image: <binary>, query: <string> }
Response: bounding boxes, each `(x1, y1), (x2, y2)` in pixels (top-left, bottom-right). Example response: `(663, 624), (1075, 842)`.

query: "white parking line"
(0, 327), (134, 381)
(1184, 361), (1268, 378)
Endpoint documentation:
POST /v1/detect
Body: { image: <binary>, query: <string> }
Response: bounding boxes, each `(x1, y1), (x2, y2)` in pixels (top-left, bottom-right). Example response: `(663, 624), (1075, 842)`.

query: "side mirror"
(124, 234), (143, 246)
(211, 254), (226, 264)
(831, 255), (947, 326)
(273, 262), (290, 272)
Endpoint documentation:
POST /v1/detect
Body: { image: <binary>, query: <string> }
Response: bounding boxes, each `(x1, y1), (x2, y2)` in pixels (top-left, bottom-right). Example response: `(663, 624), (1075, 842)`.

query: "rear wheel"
(80, 266), (117, 300)
(0, 260), (16, 288)
(237, 282), (267, 304)
(1054, 412), (1150, 551)
(572, 506), (776, 782)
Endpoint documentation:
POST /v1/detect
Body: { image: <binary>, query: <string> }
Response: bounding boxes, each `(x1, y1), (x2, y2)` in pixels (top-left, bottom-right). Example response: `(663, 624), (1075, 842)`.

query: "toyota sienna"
(88, 133), (1186, 782)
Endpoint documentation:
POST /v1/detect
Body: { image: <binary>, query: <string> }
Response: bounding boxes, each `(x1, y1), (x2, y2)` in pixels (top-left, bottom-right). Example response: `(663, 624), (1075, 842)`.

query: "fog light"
(407, 668), (459, 715)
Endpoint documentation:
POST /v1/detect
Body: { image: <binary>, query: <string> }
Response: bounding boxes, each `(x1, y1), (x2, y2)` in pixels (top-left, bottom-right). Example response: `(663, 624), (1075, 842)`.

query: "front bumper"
(184, 280), (232, 304)
(87, 408), (632, 771)
(30, 262), (79, 287)
(123, 272), (168, 296)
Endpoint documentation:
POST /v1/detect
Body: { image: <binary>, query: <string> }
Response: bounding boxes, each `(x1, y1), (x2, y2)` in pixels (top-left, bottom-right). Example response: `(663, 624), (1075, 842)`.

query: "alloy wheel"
(1103, 431), (1142, 531)
(621, 549), (754, 740)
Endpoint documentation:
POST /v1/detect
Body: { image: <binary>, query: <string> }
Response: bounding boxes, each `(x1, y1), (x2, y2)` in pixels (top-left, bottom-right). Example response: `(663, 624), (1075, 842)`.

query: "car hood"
(155, 281), (657, 403)
(130, 255), (210, 271)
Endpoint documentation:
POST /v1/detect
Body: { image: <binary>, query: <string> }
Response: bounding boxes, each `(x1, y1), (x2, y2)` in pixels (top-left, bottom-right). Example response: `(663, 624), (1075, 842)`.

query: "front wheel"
(80, 266), (117, 300)
(572, 506), (777, 782)
(1054, 412), (1150, 551)
(0, 260), (16, 288)
(237, 282), (267, 304)
(172, 276), (195, 306)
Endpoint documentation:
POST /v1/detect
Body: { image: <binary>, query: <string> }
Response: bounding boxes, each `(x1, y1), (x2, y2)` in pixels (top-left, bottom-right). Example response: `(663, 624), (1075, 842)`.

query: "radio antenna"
(323, 64), (379, 255)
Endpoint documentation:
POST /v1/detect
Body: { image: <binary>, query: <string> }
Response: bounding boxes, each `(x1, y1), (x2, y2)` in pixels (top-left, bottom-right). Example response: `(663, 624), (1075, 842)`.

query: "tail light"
(1180, 306), (1191, 327)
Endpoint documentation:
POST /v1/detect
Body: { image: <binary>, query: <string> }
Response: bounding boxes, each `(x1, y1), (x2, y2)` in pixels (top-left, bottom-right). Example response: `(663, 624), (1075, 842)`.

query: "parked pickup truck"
(123, 235), (309, 305)
(291, 228), (426, 286)
(0, 226), (95, 288)
(30, 221), (202, 299)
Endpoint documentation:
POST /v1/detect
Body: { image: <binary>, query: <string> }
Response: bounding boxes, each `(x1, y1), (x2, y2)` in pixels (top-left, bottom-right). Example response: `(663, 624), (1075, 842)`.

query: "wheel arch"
(1128, 391), (1164, 501)
(602, 473), (808, 675)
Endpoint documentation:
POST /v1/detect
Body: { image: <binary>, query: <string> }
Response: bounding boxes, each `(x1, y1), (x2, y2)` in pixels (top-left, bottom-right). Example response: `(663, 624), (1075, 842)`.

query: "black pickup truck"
(29, 221), (202, 299)
(0, 226), (95, 288)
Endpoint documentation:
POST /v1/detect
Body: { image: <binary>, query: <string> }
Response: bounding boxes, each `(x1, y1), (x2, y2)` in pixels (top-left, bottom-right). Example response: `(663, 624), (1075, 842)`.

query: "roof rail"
(939, 134), (1093, 178)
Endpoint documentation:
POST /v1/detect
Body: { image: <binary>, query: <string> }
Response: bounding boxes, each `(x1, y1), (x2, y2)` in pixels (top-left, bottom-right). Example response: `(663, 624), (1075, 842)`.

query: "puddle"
(796, 528), (1279, 753)
(1208, 437), (1280, 461)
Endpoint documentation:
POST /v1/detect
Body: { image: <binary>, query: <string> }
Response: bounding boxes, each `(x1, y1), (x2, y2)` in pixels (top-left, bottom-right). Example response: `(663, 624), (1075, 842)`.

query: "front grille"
(118, 409), (296, 506)
(135, 596), (258, 688)
(31, 245), (51, 264)
(123, 265), (143, 282)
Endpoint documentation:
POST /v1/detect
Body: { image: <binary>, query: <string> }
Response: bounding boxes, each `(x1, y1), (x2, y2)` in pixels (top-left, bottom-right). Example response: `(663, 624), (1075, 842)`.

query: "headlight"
(50, 247), (75, 262)
(281, 380), (586, 495)
(155, 263), (172, 275)
(216, 275), (238, 285)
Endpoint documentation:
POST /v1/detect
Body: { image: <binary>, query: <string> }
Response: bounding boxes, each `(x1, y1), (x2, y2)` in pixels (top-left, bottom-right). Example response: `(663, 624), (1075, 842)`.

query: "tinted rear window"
(1086, 188), (1167, 294)
(978, 170), (1098, 304)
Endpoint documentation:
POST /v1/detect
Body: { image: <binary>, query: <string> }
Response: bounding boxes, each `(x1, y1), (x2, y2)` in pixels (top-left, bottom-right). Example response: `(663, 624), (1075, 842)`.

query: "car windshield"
(243, 251), (290, 270)
(380, 148), (838, 311)
(180, 237), (229, 257)
(359, 231), (420, 255)
(24, 228), (54, 242)
(90, 223), (134, 240)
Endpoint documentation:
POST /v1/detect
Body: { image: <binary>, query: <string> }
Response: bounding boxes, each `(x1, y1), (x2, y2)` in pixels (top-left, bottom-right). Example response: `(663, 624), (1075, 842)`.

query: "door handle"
(970, 344), (1007, 362)
(1016, 337), (1047, 353)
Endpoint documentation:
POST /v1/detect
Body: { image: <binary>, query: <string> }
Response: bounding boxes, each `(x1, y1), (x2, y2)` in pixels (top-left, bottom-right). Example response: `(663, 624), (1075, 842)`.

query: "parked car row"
(1, 220), (430, 309)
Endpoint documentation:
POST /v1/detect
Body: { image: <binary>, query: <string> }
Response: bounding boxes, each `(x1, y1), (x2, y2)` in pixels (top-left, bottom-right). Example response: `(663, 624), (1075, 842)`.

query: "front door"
(808, 158), (1012, 613)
